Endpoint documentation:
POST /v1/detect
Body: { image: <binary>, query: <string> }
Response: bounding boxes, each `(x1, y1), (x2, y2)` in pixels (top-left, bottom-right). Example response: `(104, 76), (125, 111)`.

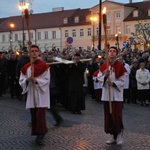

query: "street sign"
(67, 37), (73, 44)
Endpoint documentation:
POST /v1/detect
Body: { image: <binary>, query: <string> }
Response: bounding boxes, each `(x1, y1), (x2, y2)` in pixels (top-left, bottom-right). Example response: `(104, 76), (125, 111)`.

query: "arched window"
(63, 18), (68, 24)
(74, 16), (79, 23)
(86, 16), (90, 22)
(133, 10), (138, 17)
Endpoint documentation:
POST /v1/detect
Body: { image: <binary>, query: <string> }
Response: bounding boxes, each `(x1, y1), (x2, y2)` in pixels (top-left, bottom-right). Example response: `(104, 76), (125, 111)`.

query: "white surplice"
(98, 66), (125, 102)
(19, 66), (50, 109)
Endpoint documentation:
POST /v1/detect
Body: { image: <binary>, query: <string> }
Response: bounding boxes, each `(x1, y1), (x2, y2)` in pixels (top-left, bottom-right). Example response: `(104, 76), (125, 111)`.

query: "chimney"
(52, 7), (64, 12)
(129, 0), (132, 3)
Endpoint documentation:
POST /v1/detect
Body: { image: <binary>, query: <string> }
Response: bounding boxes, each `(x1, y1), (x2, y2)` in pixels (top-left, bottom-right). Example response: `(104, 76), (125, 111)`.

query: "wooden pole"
(103, 8), (112, 114)
(24, 8), (37, 107)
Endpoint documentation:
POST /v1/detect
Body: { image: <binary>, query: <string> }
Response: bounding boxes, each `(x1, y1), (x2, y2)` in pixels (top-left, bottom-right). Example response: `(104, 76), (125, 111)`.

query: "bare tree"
(130, 22), (150, 44)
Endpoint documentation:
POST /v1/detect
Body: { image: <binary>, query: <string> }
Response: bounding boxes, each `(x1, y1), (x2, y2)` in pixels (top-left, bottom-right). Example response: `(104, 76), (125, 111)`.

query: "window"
(86, 16), (90, 22)
(80, 29), (84, 36)
(87, 28), (91, 36)
(37, 32), (41, 40)
(44, 31), (48, 39)
(2, 35), (5, 42)
(72, 29), (76, 37)
(96, 27), (99, 36)
(52, 31), (56, 39)
(133, 10), (138, 17)
(116, 26), (121, 34)
(107, 26), (111, 35)
(74, 16), (79, 23)
(8, 34), (11, 42)
(63, 18), (68, 24)
(30, 32), (33, 40)
(65, 30), (68, 38)
(107, 13), (110, 20)
(14, 34), (18, 41)
(125, 25), (130, 34)
(116, 12), (121, 19)
(148, 9), (150, 16)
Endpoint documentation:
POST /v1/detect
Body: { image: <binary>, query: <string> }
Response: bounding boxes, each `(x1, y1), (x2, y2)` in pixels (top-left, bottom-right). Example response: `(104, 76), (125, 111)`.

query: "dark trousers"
(9, 78), (17, 97)
(130, 88), (138, 103)
(0, 77), (3, 96)
(138, 89), (149, 105)
(123, 88), (130, 102)
(50, 91), (63, 124)
(95, 89), (102, 102)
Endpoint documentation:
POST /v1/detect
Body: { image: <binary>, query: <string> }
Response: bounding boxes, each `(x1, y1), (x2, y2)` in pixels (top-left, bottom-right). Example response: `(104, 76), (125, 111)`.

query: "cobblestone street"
(0, 93), (150, 150)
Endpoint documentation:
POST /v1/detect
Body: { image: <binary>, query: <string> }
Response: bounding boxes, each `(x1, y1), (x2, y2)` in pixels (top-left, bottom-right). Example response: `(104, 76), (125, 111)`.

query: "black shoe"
(71, 111), (77, 114)
(77, 111), (82, 114)
(17, 96), (22, 100)
(35, 135), (44, 145)
(11, 96), (14, 99)
(54, 119), (64, 127)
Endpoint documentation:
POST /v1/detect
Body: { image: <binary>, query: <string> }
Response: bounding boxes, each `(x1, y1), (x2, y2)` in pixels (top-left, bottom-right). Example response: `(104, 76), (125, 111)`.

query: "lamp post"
(9, 23), (15, 50)
(34, 29), (37, 45)
(18, 0), (29, 50)
(98, 0), (102, 50)
(90, 16), (97, 50)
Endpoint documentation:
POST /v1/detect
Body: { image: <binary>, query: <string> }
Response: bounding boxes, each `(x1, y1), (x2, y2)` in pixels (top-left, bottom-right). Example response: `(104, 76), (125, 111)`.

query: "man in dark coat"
(16, 50), (30, 100)
(49, 65), (63, 126)
(129, 60), (139, 103)
(7, 53), (18, 99)
(67, 53), (86, 114)
(0, 52), (5, 97)
(87, 55), (104, 99)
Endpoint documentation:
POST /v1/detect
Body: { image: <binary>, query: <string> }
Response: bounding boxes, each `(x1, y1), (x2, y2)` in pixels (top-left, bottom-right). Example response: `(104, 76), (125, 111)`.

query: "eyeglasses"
(31, 50), (39, 52)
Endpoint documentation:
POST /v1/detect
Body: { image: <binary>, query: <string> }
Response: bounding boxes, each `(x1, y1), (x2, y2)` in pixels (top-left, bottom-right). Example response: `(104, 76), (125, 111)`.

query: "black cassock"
(66, 61), (86, 112)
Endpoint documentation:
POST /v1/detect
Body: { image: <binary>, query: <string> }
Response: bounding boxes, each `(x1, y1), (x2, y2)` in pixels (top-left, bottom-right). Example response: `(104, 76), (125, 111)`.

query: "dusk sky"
(0, 0), (142, 18)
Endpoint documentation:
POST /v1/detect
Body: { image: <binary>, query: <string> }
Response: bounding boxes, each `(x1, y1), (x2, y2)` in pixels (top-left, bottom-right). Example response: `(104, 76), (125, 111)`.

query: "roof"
(124, 1), (150, 21)
(90, 0), (124, 9)
(0, 8), (91, 32)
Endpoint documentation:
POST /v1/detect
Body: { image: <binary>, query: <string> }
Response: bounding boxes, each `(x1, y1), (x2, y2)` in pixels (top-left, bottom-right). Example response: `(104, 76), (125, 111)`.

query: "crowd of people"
(0, 45), (150, 145)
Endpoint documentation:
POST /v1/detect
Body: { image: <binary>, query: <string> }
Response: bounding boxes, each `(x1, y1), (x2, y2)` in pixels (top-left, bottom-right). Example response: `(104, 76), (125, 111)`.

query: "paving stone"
(0, 93), (150, 150)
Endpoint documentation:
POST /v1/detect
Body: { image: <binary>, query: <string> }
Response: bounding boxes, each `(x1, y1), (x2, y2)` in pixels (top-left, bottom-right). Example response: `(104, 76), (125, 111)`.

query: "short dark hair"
(74, 53), (80, 57)
(30, 45), (39, 51)
(109, 46), (118, 54)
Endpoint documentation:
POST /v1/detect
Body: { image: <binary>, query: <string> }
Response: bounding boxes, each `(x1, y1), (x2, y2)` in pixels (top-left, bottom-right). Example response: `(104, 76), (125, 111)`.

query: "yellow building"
(91, 0), (150, 50)
(0, 0), (149, 51)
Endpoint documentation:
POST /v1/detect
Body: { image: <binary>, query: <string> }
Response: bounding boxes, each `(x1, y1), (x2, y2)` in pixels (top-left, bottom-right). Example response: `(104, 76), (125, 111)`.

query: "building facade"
(0, 0), (149, 52)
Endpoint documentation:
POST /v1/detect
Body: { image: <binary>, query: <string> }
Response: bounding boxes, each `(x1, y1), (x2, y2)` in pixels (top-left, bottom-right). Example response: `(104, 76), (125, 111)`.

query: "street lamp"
(18, 0), (29, 50)
(9, 23), (15, 50)
(90, 16), (98, 50)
